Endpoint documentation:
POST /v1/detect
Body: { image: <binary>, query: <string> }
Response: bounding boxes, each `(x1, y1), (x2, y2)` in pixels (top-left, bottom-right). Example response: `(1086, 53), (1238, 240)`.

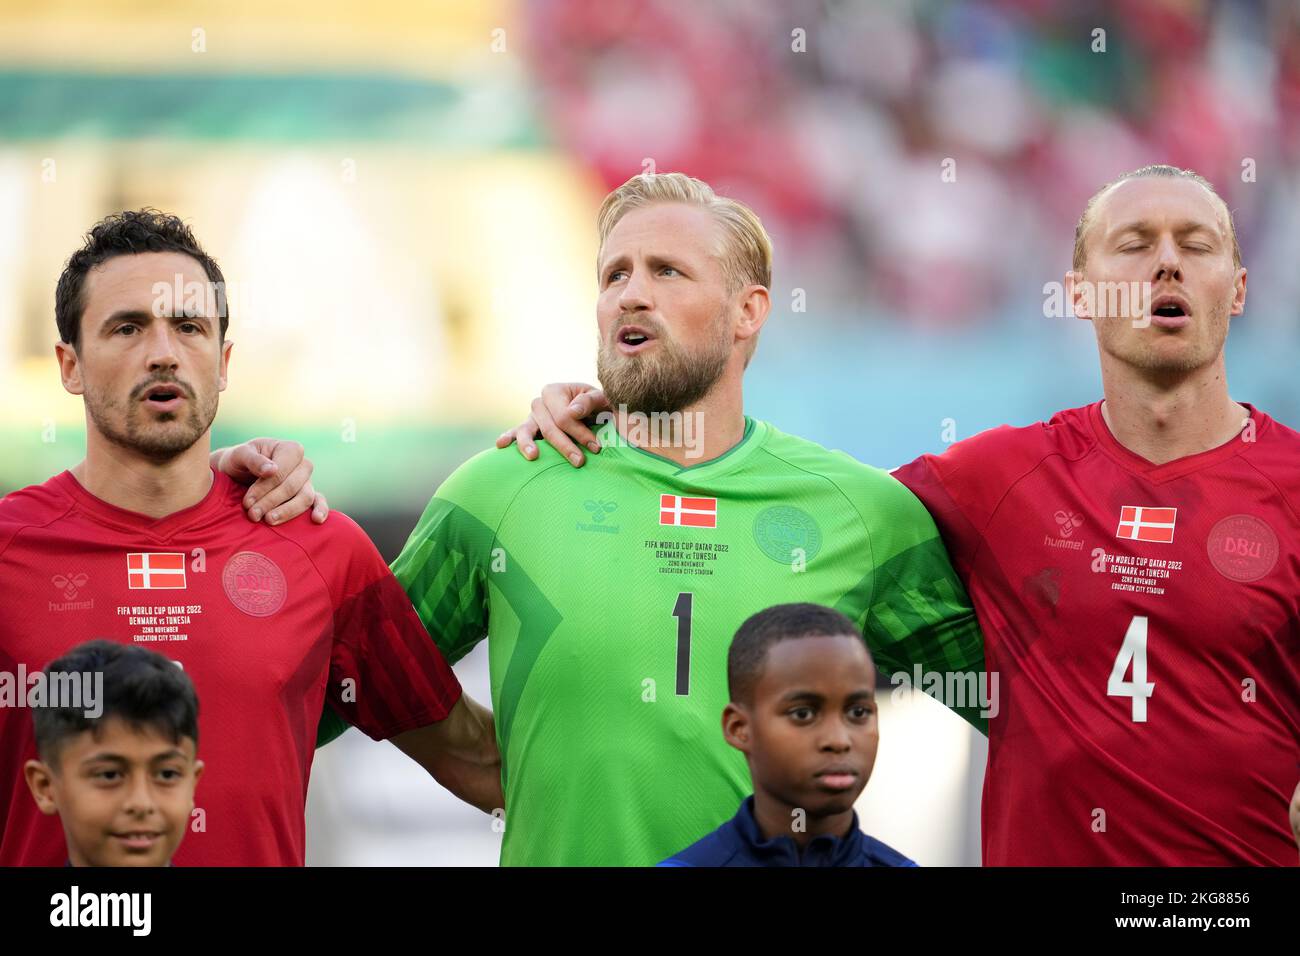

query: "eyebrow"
(1109, 219), (1221, 240)
(779, 689), (875, 704)
(80, 752), (129, 767)
(81, 748), (187, 765)
(598, 251), (692, 280)
(99, 309), (211, 333)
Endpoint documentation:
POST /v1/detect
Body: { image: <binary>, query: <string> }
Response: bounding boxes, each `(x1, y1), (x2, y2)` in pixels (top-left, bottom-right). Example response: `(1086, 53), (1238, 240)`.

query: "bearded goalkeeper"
(322, 173), (981, 867)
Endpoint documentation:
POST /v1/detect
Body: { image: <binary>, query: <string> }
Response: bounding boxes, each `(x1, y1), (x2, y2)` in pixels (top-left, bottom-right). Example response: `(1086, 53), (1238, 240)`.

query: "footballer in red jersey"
(499, 165), (1300, 865)
(0, 210), (501, 866)
(889, 167), (1300, 865)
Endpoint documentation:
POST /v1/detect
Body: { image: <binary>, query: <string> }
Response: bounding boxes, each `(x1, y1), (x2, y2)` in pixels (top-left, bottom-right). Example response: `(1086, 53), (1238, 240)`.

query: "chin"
(804, 790), (859, 816)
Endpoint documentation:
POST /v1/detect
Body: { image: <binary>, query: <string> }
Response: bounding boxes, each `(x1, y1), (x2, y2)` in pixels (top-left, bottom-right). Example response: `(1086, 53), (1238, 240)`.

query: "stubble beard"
(85, 379), (217, 463)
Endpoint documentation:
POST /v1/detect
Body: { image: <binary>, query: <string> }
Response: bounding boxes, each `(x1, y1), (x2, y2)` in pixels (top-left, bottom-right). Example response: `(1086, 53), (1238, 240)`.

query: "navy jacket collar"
(731, 796), (865, 867)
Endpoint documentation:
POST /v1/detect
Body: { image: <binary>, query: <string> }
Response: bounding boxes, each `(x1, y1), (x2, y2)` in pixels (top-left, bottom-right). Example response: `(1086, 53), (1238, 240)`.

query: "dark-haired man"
(0, 210), (501, 866)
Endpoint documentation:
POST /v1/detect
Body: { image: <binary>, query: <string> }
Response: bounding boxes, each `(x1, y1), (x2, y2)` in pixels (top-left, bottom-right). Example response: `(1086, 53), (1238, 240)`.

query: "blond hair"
(596, 172), (773, 293)
(1072, 164), (1241, 272)
(597, 173), (772, 367)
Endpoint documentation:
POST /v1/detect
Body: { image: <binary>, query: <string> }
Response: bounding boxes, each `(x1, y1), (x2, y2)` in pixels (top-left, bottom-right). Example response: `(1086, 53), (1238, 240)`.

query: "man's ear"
(722, 702), (751, 755)
(217, 339), (233, 393)
(55, 342), (84, 396)
(733, 284), (771, 347)
(24, 759), (59, 816)
(1066, 270), (1092, 321)
(1230, 267), (1247, 317)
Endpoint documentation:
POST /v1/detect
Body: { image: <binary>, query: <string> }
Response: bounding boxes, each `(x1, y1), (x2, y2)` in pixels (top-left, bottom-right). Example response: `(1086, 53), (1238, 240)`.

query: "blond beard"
(597, 318), (732, 415)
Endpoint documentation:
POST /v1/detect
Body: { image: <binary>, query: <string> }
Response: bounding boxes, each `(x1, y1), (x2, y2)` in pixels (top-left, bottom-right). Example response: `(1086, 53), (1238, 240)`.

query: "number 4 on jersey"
(1108, 615), (1155, 722)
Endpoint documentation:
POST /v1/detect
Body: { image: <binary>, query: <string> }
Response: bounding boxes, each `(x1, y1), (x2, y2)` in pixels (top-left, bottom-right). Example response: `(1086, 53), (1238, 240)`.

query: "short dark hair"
(727, 603), (870, 705)
(32, 639), (200, 766)
(55, 208), (228, 350)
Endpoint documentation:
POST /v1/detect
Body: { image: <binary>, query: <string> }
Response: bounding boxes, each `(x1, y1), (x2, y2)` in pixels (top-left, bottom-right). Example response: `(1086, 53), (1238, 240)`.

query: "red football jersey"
(0, 469), (461, 866)
(894, 401), (1300, 865)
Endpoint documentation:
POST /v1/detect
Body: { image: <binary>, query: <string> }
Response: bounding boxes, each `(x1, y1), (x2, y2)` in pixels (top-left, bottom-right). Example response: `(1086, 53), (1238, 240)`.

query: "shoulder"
(920, 404), (1095, 478)
(758, 421), (895, 486)
(859, 833), (918, 868)
(434, 443), (575, 519)
(255, 503), (389, 601)
(891, 404), (1097, 516)
(658, 821), (741, 868)
(264, 501), (368, 546)
(1245, 409), (1300, 514)
(756, 422), (942, 544)
(756, 420), (911, 510)
(0, 474), (77, 556)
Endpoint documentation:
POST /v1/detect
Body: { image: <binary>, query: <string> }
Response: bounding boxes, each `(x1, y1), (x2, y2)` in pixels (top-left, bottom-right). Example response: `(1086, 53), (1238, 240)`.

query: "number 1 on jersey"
(1108, 615), (1155, 722)
(672, 592), (693, 696)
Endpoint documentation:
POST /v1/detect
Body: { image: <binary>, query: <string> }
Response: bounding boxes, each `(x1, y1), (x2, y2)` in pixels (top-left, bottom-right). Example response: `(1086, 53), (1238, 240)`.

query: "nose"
(1152, 233), (1183, 285)
(145, 322), (180, 376)
(121, 771), (159, 819)
(617, 266), (652, 313)
(818, 716), (853, 753)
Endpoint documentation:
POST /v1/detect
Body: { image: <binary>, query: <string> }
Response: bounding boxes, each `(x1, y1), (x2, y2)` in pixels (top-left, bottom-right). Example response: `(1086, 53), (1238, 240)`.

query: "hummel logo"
(583, 500), (618, 524)
(1054, 510), (1084, 538)
(52, 572), (89, 600)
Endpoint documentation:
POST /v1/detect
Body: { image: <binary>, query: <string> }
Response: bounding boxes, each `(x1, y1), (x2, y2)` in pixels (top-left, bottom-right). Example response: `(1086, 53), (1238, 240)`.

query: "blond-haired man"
(351, 172), (988, 866)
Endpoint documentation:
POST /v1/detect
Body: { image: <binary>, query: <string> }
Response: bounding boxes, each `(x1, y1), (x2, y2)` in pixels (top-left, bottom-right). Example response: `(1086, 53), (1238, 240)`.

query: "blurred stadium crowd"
(525, 0), (1300, 328)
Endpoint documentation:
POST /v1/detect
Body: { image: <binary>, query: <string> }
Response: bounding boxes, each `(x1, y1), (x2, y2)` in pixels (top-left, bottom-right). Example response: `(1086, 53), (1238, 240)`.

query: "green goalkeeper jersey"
(390, 416), (985, 866)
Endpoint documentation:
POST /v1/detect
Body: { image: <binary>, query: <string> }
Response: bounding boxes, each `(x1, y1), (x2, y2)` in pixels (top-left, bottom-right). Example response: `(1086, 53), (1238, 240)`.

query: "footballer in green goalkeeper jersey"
(387, 415), (985, 867)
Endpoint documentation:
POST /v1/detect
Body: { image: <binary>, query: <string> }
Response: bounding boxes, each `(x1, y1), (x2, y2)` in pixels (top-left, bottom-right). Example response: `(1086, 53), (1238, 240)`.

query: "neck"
(751, 786), (854, 849)
(613, 379), (747, 468)
(1098, 355), (1248, 466)
(73, 428), (215, 519)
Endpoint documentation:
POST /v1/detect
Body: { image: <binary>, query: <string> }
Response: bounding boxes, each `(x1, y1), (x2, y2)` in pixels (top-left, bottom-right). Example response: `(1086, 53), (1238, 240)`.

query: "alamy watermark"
(0, 666), (103, 718)
(890, 665), (1000, 719)
(594, 406), (706, 459)
(1043, 279), (1165, 327)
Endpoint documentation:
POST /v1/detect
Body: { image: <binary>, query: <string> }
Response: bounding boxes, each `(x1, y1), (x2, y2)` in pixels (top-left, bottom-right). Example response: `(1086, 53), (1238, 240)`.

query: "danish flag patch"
(1115, 506), (1176, 544)
(127, 552), (187, 589)
(659, 494), (717, 528)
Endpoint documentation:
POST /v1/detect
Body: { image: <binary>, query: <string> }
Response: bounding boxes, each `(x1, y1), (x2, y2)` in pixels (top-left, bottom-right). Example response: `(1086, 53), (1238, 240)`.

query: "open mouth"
(616, 325), (656, 353)
(141, 383), (187, 410)
(1149, 294), (1191, 327)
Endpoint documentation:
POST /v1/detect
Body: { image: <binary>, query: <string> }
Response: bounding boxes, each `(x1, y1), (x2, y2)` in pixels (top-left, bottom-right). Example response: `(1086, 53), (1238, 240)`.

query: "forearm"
(388, 694), (503, 814)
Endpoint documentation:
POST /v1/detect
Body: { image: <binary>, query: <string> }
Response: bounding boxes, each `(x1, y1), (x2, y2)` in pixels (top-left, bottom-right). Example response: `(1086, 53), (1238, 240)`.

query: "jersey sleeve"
(312, 512), (463, 742)
(851, 472), (988, 731)
(890, 422), (1046, 585)
(390, 446), (562, 664)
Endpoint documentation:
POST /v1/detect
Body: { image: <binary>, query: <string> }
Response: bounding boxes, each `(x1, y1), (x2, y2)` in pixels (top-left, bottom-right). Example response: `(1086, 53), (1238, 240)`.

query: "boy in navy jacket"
(661, 603), (915, 867)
